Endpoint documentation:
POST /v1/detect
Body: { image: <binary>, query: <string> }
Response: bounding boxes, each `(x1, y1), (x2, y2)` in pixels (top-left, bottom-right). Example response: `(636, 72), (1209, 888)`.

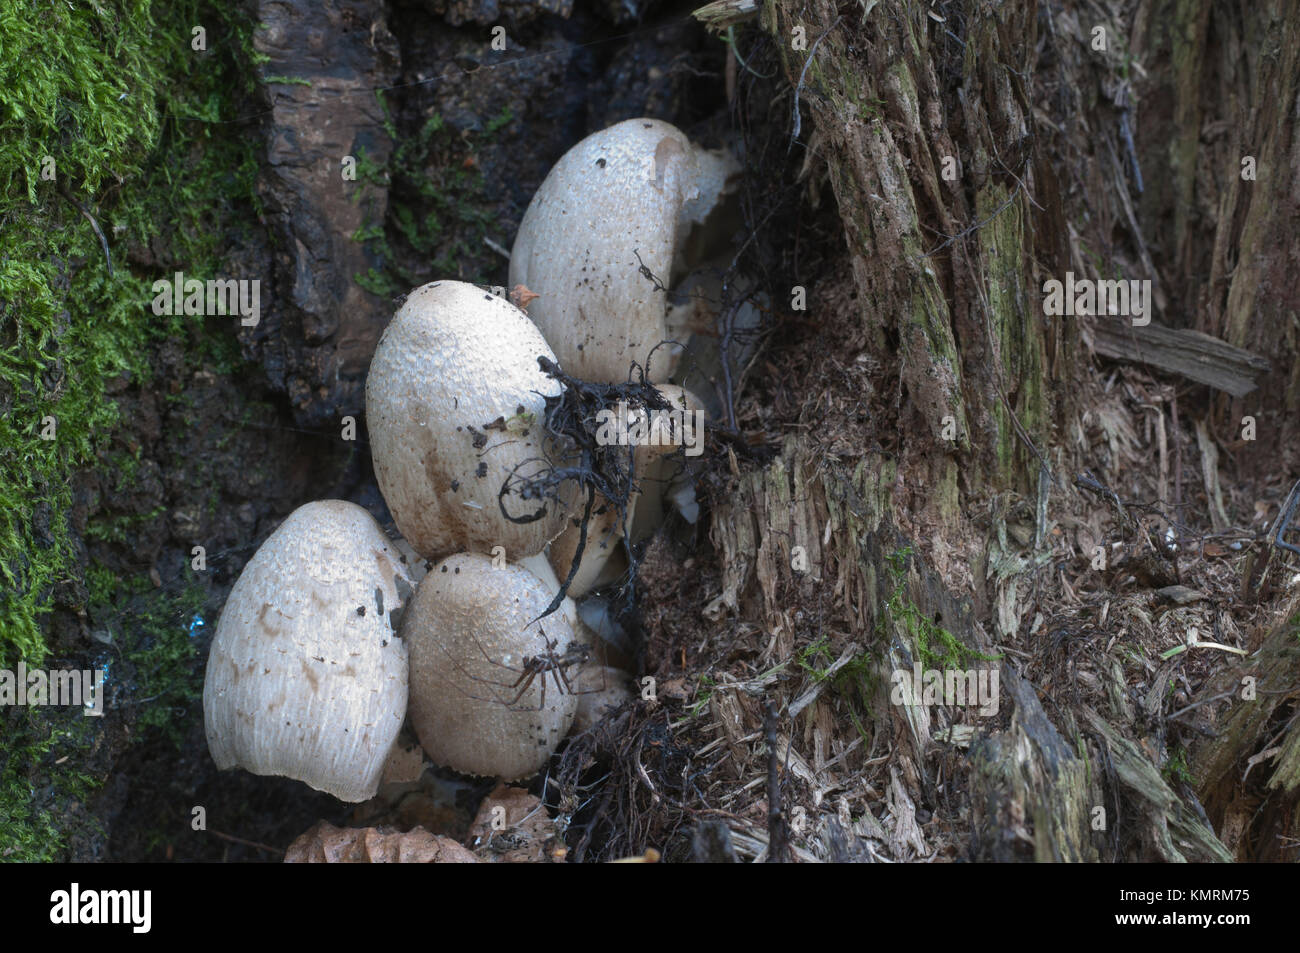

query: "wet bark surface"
(246, 0), (400, 427)
(243, 0), (728, 428)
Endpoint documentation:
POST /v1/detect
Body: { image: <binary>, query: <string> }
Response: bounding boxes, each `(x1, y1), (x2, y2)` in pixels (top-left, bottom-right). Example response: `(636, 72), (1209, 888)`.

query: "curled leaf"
(284, 821), (477, 863)
(467, 783), (566, 863)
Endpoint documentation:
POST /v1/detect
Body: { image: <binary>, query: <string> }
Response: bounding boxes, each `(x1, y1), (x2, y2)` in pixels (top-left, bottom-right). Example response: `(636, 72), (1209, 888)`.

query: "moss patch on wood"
(0, 0), (259, 665)
(0, 0), (261, 858)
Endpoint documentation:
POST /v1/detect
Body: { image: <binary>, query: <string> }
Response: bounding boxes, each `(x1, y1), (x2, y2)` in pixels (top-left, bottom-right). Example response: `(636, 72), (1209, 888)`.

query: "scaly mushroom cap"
(203, 500), (411, 802)
(404, 553), (580, 780)
(367, 280), (574, 562)
(509, 118), (738, 384)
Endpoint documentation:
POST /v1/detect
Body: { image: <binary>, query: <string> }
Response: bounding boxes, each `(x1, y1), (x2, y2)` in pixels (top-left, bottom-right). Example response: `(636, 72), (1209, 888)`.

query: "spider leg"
(554, 663), (575, 696)
(507, 670), (537, 707)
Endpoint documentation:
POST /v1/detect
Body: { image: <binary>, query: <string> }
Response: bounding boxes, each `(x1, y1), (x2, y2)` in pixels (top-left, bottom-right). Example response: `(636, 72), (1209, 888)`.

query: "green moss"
(483, 105), (514, 137)
(797, 634), (879, 742)
(0, 711), (102, 861)
(85, 563), (205, 741)
(0, 0), (259, 667)
(883, 546), (1001, 671)
(796, 634), (835, 680)
(354, 264), (404, 299)
(0, 564), (205, 859)
(1163, 745), (1194, 786)
(114, 573), (206, 740)
(84, 505), (165, 545)
(0, 0), (260, 858)
(352, 107), (502, 289)
(687, 673), (717, 718)
(857, 97), (886, 121)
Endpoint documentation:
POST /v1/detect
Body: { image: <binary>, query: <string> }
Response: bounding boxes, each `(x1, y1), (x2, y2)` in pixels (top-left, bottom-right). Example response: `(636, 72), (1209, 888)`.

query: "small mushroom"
(203, 500), (411, 802)
(545, 496), (628, 599)
(663, 268), (765, 420)
(366, 280), (575, 562)
(509, 118), (739, 384)
(624, 384), (708, 542)
(403, 553), (581, 780)
(570, 665), (635, 734)
(547, 384), (707, 595)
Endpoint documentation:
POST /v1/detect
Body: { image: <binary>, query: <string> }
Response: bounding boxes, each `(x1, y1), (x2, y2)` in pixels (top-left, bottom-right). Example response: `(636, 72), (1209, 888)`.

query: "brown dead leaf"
(510, 284), (540, 311)
(284, 821), (476, 863)
(467, 783), (565, 863)
(657, 677), (689, 699)
(1156, 584), (1206, 605)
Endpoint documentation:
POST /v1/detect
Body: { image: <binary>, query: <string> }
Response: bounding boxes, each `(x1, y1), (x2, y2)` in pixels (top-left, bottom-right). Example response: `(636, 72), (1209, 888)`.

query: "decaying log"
(707, 441), (1231, 860)
(1089, 320), (1270, 397)
(1193, 593), (1300, 860)
(968, 668), (1099, 862)
(1083, 708), (1231, 862)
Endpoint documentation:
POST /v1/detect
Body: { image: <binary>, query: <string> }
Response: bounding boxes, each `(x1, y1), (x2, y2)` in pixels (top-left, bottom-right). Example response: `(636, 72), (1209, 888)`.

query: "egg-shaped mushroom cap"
(404, 553), (580, 780)
(203, 500), (411, 802)
(509, 118), (738, 384)
(366, 281), (575, 562)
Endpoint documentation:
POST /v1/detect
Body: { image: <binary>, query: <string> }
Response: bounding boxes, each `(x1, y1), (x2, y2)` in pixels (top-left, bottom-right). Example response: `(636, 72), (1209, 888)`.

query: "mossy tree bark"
(694, 0), (1296, 860)
(763, 0), (1055, 507)
(1134, 0), (1300, 466)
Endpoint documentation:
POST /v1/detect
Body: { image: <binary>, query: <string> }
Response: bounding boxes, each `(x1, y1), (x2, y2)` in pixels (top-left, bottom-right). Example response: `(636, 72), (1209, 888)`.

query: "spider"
(442, 624), (605, 713)
(504, 635), (592, 709)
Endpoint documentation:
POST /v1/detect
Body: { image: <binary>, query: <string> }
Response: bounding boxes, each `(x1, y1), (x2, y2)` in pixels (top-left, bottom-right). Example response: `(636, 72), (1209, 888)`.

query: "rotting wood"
(707, 443), (1207, 861)
(705, 434), (1257, 860)
(968, 666), (1098, 862)
(675, 0), (1293, 864)
(1090, 320), (1269, 397)
(764, 700), (790, 862)
(1083, 707), (1232, 862)
(1194, 593), (1300, 860)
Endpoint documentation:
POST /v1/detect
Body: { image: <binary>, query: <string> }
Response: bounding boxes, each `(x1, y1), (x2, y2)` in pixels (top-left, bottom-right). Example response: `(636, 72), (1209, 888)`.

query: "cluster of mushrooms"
(203, 119), (739, 801)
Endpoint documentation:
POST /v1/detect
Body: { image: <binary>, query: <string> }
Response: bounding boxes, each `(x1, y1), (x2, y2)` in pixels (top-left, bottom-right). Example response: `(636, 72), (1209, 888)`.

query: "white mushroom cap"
(366, 280), (575, 563)
(403, 553), (580, 780)
(509, 118), (739, 384)
(517, 551), (580, 631)
(203, 500), (411, 802)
